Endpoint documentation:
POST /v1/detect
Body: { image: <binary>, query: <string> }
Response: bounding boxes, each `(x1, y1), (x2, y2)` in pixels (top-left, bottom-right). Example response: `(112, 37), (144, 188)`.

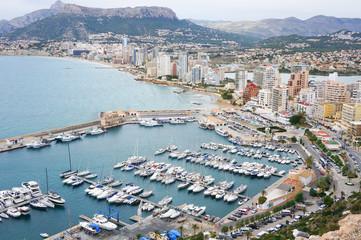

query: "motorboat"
(108, 180), (122, 187)
(158, 196), (172, 206)
(40, 233), (49, 238)
(141, 202), (155, 211)
(234, 184), (247, 194)
(0, 190), (14, 207)
(72, 178), (84, 187)
(85, 173), (98, 179)
(39, 197), (55, 208)
(0, 213), (9, 219)
(155, 148), (167, 155)
(47, 191), (66, 205)
(192, 185), (205, 193)
(22, 181), (42, 197)
(122, 165), (135, 171)
(226, 194), (238, 202)
(60, 134), (81, 142)
(59, 170), (78, 178)
(89, 127), (106, 135)
(178, 182), (189, 189)
(169, 118), (185, 124)
(215, 128), (229, 137)
(93, 214), (117, 230)
(26, 140), (50, 149)
(101, 176), (114, 185)
(79, 221), (101, 235)
(18, 206), (31, 215)
(192, 206), (206, 216)
(204, 187), (214, 196)
(279, 170), (286, 175)
(6, 207), (21, 217)
(139, 190), (153, 198)
(10, 189), (25, 204)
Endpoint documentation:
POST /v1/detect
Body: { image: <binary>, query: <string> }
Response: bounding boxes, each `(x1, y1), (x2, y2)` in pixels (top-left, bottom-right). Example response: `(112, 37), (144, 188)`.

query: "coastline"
(0, 52), (234, 109)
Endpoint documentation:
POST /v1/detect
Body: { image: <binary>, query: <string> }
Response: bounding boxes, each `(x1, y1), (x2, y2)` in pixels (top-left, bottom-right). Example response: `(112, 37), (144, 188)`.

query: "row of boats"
(26, 127), (106, 148)
(0, 181), (65, 222)
(80, 214), (118, 235)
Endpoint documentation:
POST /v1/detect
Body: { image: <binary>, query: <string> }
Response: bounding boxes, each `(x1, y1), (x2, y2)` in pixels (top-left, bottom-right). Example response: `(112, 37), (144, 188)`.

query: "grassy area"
(294, 123), (312, 128)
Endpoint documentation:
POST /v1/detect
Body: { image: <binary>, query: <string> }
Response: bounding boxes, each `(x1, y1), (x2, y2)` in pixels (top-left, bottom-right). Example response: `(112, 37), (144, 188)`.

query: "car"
(256, 231), (268, 239)
(247, 224), (259, 229)
(239, 227), (252, 233)
(275, 223), (284, 230)
(228, 217), (237, 221)
(267, 227), (277, 233)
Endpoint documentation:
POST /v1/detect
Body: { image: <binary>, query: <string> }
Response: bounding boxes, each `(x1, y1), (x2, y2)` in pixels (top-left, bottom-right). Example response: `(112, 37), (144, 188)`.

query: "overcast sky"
(1, 0), (360, 21)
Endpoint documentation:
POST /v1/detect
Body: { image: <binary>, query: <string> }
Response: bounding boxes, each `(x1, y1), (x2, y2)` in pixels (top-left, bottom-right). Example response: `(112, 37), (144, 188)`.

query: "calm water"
(0, 123), (296, 240)
(0, 56), (217, 139)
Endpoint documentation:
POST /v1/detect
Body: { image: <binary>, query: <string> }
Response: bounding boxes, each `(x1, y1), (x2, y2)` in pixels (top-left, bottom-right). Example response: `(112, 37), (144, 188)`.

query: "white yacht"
(234, 184), (247, 194)
(215, 128), (229, 137)
(77, 170), (91, 176)
(22, 181), (42, 197)
(48, 191), (66, 205)
(108, 180), (122, 187)
(26, 140), (50, 149)
(89, 127), (106, 135)
(93, 214), (117, 230)
(18, 206), (31, 215)
(7, 207), (21, 217)
(158, 196), (172, 206)
(0, 190), (14, 207)
(85, 173), (98, 179)
(169, 118), (185, 124)
(80, 221), (101, 234)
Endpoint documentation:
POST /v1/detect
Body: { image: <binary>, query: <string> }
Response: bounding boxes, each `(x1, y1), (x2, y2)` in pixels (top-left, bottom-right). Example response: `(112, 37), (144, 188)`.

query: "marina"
(0, 121), (299, 239)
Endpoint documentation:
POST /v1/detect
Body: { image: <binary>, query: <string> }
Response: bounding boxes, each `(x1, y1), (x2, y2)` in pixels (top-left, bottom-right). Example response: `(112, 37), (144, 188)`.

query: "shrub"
(221, 226), (229, 233)
(295, 192), (305, 203)
(258, 196), (267, 204)
(310, 188), (317, 197)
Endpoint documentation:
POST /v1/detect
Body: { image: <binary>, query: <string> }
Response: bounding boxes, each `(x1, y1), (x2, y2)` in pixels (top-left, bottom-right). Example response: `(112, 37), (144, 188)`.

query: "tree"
(291, 136), (297, 143)
(229, 226), (233, 232)
(245, 230), (252, 240)
(261, 190), (267, 197)
(302, 207), (307, 215)
(250, 216), (255, 223)
(305, 156), (314, 169)
(179, 225), (184, 237)
(274, 112), (279, 122)
(323, 195), (334, 207)
(258, 196), (267, 204)
(221, 226), (229, 233)
(310, 188), (317, 197)
(192, 224), (199, 235)
(235, 221), (243, 229)
(252, 106), (256, 114)
(136, 234), (142, 239)
(295, 192), (305, 203)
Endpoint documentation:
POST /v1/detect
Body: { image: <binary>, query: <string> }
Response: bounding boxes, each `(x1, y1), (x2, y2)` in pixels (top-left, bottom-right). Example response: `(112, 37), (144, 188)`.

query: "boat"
(0, 213), (9, 219)
(7, 207), (21, 217)
(215, 128), (229, 137)
(279, 170), (286, 175)
(169, 118), (185, 124)
(93, 214), (117, 230)
(226, 194), (238, 202)
(178, 182), (189, 189)
(85, 173), (98, 179)
(30, 200), (47, 209)
(47, 191), (66, 205)
(192, 185), (205, 193)
(234, 184), (247, 194)
(101, 176), (114, 185)
(192, 206), (206, 216)
(114, 162), (126, 169)
(72, 178), (84, 187)
(108, 180), (122, 187)
(40, 233), (49, 238)
(18, 206), (31, 215)
(77, 170), (91, 176)
(139, 190), (153, 198)
(79, 221), (101, 235)
(158, 196), (172, 206)
(155, 148), (167, 155)
(22, 181), (42, 197)
(39, 197), (55, 208)
(26, 140), (50, 149)
(60, 134), (81, 142)
(59, 144), (77, 177)
(88, 127), (106, 135)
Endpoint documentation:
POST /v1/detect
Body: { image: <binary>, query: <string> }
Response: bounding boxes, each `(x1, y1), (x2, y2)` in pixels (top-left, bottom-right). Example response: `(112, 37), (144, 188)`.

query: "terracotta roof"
(284, 178), (301, 186)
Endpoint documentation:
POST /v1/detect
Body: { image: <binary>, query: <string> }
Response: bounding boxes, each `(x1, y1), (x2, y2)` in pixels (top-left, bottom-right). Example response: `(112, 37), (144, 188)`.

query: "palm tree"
(245, 230), (252, 240)
(178, 225), (184, 237)
(192, 224), (199, 235)
(305, 156), (313, 169)
(252, 106), (256, 114)
(274, 112), (279, 122)
(302, 207), (307, 215)
(261, 190), (267, 197)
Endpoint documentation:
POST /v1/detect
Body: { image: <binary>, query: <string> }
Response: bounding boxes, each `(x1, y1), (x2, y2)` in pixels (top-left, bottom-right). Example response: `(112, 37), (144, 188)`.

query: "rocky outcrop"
(0, 0), (176, 34)
(319, 214), (361, 240)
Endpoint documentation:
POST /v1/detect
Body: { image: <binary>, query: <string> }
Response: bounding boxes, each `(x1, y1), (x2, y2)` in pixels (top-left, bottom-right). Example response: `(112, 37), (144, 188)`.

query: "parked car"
(247, 224), (259, 229)
(228, 217), (237, 221)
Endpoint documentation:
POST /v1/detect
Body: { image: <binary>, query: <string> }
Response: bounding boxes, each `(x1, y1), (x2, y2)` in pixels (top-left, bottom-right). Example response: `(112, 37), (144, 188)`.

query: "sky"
(1, 0), (360, 21)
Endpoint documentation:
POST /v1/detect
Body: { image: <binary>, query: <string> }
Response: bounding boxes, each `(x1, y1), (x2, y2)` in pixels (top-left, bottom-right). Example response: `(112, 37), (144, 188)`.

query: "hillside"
(257, 30), (361, 52)
(207, 15), (361, 39)
(1, 1), (254, 46)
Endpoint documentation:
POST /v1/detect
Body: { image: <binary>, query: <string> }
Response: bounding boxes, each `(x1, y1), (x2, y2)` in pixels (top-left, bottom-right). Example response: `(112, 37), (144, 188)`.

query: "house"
(205, 116), (227, 127)
(211, 108), (224, 116)
(6, 137), (23, 145)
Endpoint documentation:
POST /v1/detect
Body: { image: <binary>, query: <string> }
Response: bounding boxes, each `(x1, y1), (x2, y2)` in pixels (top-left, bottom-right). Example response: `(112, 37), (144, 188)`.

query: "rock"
(309, 236), (321, 240)
(319, 214), (361, 240)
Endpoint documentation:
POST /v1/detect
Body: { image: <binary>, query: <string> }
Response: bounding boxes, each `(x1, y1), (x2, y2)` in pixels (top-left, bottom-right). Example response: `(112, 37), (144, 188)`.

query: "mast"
(67, 143), (72, 171)
(46, 168), (49, 193)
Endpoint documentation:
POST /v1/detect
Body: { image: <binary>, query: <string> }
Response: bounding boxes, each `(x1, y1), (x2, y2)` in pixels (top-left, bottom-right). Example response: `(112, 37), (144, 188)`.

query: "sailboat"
(59, 144), (77, 178)
(78, 160), (90, 176)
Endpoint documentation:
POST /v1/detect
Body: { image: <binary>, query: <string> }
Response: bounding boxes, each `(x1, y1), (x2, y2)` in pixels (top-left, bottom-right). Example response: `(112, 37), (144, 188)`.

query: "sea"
(0, 56), (356, 240)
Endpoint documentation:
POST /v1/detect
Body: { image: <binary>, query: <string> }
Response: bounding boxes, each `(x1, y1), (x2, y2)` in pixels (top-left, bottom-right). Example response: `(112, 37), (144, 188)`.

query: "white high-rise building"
(272, 85), (288, 112)
(122, 38), (128, 48)
(157, 54), (171, 77)
(297, 88), (316, 105)
(235, 69), (248, 92)
(263, 66), (280, 91)
(259, 89), (272, 108)
(191, 65), (202, 84)
(204, 69), (220, 85)
(178, 53), (188, 81)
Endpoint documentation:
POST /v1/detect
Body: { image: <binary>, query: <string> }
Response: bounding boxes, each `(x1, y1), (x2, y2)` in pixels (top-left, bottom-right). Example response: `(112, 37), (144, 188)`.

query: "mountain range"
(200, 16), (361, 39)
(0, 1), (253, 46)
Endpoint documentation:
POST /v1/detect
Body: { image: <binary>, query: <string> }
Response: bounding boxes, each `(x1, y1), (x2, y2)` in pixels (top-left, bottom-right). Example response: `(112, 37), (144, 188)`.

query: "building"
(152, 46), (159, 59)
(287, 65), (309, 98)
(178, 53), (188, 81)
(211, 108), (224, 116)
(263, 66), (280, 91)
(205, 116), (227, 127)
(349, 122), (361, 138)
(341, 103), (361, 123)
(315, 101), (343, 122)
(100, 111), (126, 127)
(257, 169), (316, 211)
(235, 69), (248, 91)
(191, 65), (202, 84)
(157, 54), (171, 77)
(272, 85), (288, 112)
(219, 67), (225, 82)
(253, 66), (265, 87)
(122, 37), (128, 47)
(296, 102), (314, 116)
(325, 80), (347, 102)
(350, 80), (361, 103)
(259, 89), (272, 108)
(243, 83), (258, 102)
(297, 88), (316, 105)
(204, 69), (220, 85)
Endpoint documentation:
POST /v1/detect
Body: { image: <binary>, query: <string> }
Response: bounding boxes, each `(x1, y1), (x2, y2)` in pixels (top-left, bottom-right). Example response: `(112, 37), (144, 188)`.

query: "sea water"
(0, 56), (217, 139)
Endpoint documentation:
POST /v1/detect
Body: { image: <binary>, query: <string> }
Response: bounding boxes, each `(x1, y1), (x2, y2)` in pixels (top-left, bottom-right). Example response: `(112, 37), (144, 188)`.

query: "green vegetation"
(290, 136), (297, 143)
(295, 192), (305, 203)
(157, 75), (178, 81)
(221, 89), (234, 100)
(257, 126), (287, 133)
(221, 225), (229, 233)
(259, 192), (361, 240)
(289, 113), (307, 126)
(258, 196), (267, 204)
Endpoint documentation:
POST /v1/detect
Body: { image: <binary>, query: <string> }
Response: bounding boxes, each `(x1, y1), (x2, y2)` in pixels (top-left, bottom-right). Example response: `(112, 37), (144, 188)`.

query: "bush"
(323, 196), (334, 207)
(295, 192), (305, 203)
(221, 226), (228, 233)
(310, 188), (317, 197)
(258, 196), (267, 204)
